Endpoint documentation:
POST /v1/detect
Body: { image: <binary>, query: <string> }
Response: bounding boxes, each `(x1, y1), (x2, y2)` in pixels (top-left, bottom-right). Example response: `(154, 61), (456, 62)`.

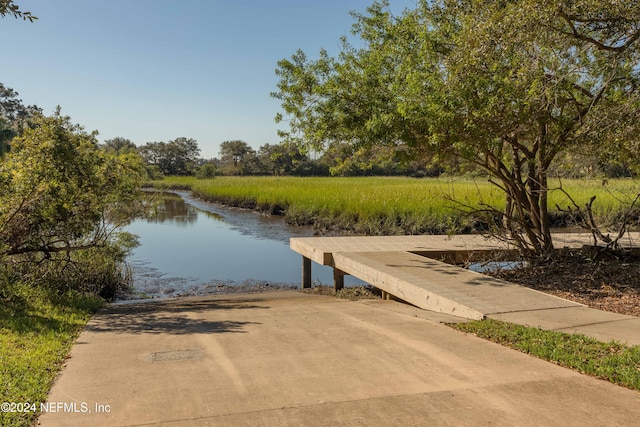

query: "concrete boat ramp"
(291, 233), (640, 344)
(41, 292), (640, 426)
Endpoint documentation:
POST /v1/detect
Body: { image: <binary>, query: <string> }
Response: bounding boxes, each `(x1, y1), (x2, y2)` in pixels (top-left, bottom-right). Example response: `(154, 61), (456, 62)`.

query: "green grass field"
(151, 176), (639, 234)
(0, 283), (102, 427)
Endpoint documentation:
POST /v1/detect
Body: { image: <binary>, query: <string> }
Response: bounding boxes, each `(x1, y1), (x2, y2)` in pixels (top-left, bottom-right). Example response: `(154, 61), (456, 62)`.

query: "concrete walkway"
(40, 291), (640, 426)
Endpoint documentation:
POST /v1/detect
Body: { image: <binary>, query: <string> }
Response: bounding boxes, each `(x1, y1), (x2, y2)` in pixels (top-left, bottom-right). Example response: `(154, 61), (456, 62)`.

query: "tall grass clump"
(176, 176), (501, 234)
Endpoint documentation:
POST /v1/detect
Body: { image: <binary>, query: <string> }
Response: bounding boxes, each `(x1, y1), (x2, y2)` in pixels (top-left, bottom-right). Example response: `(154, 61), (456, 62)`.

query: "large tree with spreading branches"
(273, 0), (640, 256)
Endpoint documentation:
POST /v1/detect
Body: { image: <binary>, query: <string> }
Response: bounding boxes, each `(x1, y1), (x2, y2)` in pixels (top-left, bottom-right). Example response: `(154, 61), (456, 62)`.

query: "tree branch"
(558, 10), (640, 53)
(7, 242), (105, 257)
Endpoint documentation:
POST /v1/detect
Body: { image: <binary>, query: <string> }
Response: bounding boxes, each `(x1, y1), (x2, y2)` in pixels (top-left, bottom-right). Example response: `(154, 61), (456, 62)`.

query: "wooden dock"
(290, 233), (640, 319)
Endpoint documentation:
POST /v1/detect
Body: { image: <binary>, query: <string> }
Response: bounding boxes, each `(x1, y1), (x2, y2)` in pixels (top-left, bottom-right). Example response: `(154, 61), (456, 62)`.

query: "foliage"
(0, 0), (36, 22)
(5, 234), (138, 300)
(101, 136), (138, 154)
(139, 137), (200, 176)
(452, 319), (640, 391)
(196, 162), (218, 179)
(323, 143), (444, 177)
(257, 142), (309, 176)
(0, 280), (101, 427)
(0, 110), (145, 296)
(218, 140), (258, 175)
(272, 0), (640, 256)
(211, 139), (450, 177)
(0, 83), (41, 156)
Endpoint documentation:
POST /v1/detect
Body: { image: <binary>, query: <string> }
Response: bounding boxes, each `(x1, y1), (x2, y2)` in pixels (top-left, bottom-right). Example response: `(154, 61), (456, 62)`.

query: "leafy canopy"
(0, 0), (36, 22)
(273, 0), (640, 255)
(139, 137), (200, 176)
(0, 83), (41, 155)
(0, 110), (146, 259)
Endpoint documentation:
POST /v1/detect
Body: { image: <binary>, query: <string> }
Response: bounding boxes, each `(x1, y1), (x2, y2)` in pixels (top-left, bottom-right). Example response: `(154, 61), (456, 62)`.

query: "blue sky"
(2, 0), (414, 158)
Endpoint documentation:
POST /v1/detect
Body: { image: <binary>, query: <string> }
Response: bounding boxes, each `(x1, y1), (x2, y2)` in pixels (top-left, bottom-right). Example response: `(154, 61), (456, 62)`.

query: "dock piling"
(302, 256), (312, 289)
(333, 269), (345, 291)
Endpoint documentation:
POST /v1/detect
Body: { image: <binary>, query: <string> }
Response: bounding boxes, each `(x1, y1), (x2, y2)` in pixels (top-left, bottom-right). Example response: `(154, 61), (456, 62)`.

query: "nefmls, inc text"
(40, 401), (111, 413)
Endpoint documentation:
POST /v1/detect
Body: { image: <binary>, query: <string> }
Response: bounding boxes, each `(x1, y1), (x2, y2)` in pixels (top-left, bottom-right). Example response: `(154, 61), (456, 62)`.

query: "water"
(468, 261), (526, 273)
(124, 191), (364, 298)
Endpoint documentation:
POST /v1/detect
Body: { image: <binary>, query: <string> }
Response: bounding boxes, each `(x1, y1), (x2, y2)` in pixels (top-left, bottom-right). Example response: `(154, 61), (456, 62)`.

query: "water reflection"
(146, 193), (222, 225)
(125, 192), (364, 298)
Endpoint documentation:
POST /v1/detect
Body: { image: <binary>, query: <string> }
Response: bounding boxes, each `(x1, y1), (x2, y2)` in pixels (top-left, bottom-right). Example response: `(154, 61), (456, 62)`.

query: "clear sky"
(1, 0), (414, 158)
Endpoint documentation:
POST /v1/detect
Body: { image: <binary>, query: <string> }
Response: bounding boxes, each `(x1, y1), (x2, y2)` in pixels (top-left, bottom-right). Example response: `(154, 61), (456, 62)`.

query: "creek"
(124, 191), (365, 298)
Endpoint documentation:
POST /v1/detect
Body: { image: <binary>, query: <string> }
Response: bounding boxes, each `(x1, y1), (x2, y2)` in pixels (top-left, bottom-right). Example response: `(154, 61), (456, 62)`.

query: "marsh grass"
(151, 176), (638, 234)
(452, 319), (640, 391)
(0, 282), (103, 427)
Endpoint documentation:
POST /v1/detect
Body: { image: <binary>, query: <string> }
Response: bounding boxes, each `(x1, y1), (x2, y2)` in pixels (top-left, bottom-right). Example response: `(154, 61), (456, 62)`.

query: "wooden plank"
(332, 251), (581, 320)
(290, 232), (640, 267)
(291, 235), (508, 266)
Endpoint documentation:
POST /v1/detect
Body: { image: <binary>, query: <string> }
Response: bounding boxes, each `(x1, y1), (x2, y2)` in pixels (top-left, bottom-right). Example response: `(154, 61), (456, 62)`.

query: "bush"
(196, 163), (218, 179)
(0, 232), (138, 301)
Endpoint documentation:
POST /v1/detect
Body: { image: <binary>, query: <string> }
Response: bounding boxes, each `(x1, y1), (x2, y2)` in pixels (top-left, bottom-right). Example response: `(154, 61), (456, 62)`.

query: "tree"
(0, 0), (36, 21)
(101, 136), (137, 154)
(0, 110), (145, 260)
(139, 137), (200, 175)
(273, 0), (640, 256)
(196, 161), (218, 179)
(257, 142), (308, 176)
(219, 140), (257, 174)
(220, 140), (253, 165)
(319, 143), (442, 177)
(0, 83), (41, 155)
(0, 116), (11, 156)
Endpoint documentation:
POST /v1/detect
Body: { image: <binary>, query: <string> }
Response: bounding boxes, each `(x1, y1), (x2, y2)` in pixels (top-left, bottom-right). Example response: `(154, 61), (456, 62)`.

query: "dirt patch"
(300, 285), (382, 301)
(488, 250), (640, 317)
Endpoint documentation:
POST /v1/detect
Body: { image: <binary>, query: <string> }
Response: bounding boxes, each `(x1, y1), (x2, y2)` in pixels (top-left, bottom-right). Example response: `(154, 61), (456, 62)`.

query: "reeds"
(153, 176), (639, 235)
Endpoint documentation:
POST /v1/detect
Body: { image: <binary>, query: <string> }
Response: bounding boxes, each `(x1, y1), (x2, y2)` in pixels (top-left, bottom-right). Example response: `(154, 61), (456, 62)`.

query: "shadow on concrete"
(387, 258), (511, 287)
(85, 298), (264, 335)
(463, 276), (511, 287)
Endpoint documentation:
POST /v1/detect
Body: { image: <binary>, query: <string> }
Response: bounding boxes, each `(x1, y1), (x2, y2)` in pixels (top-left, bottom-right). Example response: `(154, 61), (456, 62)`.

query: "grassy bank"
(149, 176), (639, 234)
(0, 282), (103, 427)
(451, 319), (640, 391)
